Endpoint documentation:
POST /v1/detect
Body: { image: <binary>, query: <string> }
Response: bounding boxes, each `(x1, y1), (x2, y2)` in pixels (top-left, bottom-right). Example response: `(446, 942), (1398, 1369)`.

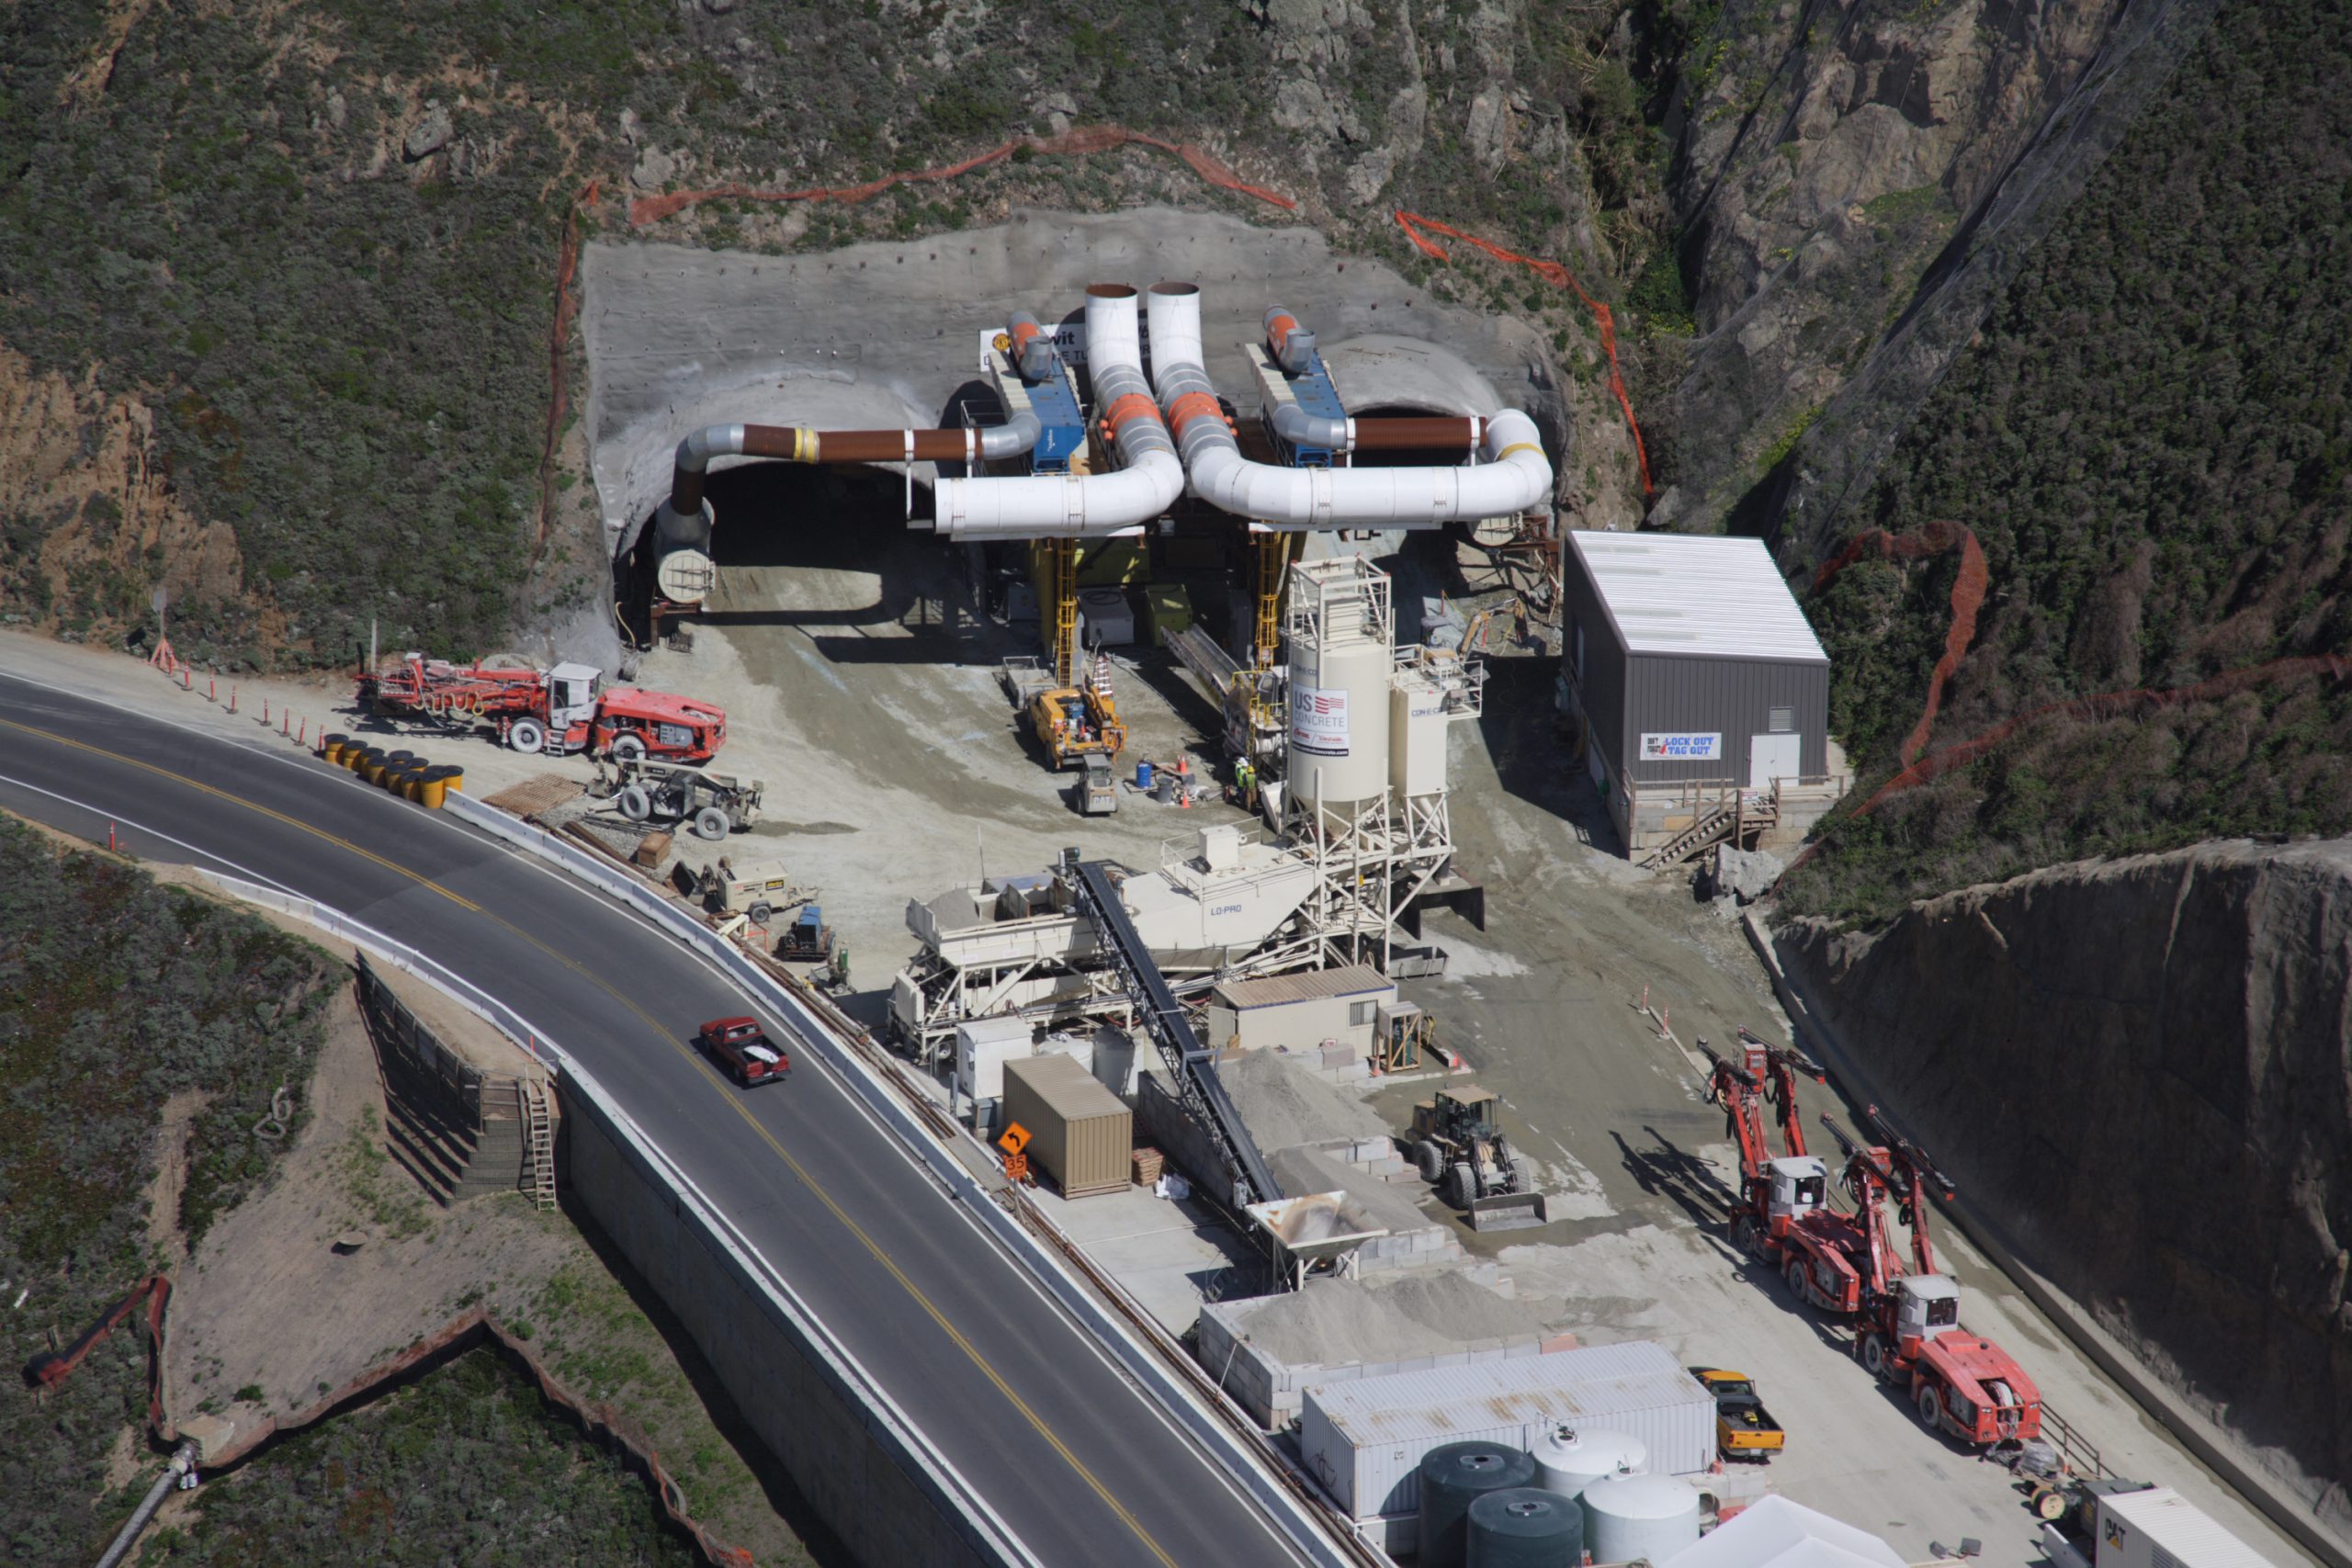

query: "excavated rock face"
(1652, 0), (2126, 528)
(1779, 840), (2352, 1535)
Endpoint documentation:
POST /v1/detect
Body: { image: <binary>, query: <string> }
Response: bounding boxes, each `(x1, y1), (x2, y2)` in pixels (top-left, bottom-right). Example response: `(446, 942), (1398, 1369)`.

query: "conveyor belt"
(1072, 860), (1280, 1206)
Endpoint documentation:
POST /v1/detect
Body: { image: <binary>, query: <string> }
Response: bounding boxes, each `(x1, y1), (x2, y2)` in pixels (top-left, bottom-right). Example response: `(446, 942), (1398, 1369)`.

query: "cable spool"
(1467, 1487), (1585, 1568)
(1418, 1441), (1538, 1568)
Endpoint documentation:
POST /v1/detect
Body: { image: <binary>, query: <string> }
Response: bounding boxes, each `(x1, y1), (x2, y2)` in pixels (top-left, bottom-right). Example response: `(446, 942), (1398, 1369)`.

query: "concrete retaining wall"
(190, 869), (1018, 1568)
(561, 1085), (994, 1568)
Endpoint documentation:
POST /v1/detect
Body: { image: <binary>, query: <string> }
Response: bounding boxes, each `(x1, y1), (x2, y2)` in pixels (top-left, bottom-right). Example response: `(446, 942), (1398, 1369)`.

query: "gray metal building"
(1558, 531), (1835, 858)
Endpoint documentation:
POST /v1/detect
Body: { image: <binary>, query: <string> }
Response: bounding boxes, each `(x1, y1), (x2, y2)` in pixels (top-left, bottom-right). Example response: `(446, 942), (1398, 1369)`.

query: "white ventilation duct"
(924, 284), (1185, 539)
(1146, 283), (1554, 528)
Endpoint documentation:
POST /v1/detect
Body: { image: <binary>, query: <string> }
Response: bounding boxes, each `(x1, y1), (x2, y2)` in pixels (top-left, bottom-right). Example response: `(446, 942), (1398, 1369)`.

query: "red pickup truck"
(698, 1016), (789, 1086)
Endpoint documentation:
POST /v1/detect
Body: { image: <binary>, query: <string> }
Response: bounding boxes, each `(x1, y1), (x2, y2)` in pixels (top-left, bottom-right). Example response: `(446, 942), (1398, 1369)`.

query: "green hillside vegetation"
(0, 0), (1663, 669)
(0, 819), (332, 1562)
(1782, 0), (2352, 923)
(137, 1347), (698, 1566)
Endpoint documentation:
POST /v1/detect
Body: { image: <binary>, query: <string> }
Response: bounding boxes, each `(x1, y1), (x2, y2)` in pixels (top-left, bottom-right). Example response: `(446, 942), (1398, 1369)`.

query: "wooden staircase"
(1640, 794), (1778, 871)
(522, 1073), (557, 1212)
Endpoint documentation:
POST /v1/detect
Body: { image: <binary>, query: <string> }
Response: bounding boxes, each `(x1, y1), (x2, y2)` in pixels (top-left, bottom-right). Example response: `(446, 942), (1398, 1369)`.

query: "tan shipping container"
(1002, 1055), (1132, 1200)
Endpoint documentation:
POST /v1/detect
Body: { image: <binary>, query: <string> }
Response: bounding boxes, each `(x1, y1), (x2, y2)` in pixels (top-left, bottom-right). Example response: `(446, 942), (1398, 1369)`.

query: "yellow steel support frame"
(1251, 530), (1291, 666)
(1051, 536), (1080, 688)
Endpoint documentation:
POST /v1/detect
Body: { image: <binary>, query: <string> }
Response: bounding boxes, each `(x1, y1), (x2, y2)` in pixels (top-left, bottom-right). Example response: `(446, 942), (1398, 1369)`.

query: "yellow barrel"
(346, 744), (373, 773)
(440, 768), (464, 795)
(361, 751), (389, 785)
(397, 763), (423, 801)
(420, 766), (450, 809)
(322, 733), (349, 764)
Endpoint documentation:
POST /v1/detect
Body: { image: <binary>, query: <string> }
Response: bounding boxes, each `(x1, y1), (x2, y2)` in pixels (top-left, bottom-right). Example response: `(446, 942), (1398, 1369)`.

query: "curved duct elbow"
(926, 284), (1183, 538)
(1006, 310), (1059, 382)
(928, 449), (1183, 539)
(1153, 285), (1553, 526)
(976, 404), (1042, 462)
(1263, 306), (1318, 376)
(1271, 401), (1351, 452)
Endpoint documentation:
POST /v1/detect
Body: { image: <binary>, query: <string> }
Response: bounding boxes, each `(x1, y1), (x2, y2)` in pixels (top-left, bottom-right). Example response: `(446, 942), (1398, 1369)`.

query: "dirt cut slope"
(1778, 838), (2352, 1542)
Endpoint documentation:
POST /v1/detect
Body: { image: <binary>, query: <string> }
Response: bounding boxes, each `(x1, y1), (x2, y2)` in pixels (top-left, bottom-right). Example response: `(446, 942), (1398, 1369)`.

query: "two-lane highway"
(0, 672), (1312, 1568)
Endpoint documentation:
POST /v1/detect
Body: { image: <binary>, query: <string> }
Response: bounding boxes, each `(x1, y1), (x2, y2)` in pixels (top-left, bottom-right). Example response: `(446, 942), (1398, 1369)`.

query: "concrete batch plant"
(1555, 530), (1847, 865)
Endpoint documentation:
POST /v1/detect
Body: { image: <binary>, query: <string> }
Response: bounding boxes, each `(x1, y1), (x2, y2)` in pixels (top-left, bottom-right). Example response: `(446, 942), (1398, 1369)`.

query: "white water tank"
(1531, 1426), (1646, 1500)
(1580, 1472), (1701, 1562)
(1388, 666), (1449, 798)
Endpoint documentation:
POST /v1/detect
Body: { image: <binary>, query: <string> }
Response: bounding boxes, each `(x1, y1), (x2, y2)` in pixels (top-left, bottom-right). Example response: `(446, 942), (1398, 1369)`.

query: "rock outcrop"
(1779, 840), (2352, 1539)
(1651, 0), (2139, 529)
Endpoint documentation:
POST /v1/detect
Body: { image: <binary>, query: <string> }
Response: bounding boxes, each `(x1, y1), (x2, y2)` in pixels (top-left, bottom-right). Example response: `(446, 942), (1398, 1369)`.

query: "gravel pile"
(1221, 1049), (1389, 1153)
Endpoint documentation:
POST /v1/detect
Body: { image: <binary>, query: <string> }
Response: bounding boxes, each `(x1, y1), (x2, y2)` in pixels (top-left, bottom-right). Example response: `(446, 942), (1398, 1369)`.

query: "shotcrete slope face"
(580, 206), (1556, 558)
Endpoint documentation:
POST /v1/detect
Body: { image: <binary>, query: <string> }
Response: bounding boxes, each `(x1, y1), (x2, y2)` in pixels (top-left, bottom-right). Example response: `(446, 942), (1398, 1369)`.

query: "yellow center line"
(0, 717), (482, 912)
(5, 716), (1183, 1568)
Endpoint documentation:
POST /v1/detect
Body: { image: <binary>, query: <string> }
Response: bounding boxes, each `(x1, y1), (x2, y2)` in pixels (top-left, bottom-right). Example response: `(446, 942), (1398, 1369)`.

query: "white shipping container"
(1299, 1340), (1715, 1519)
(2096, 1488), (2278, 1568)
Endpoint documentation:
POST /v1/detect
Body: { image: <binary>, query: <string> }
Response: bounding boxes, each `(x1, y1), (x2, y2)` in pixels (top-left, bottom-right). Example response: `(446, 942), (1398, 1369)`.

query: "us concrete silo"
(1285, 556), (1394, 823)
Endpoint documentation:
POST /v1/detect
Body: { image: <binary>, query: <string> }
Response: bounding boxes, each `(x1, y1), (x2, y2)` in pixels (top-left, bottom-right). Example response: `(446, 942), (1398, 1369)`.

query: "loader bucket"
(1467, 1190), (1549, 1232)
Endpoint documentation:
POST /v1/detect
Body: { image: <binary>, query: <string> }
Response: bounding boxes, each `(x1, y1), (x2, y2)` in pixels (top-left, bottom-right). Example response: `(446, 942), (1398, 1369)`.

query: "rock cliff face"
(1779, 840), (2352, 1536)
(1650, 0), (2136, 528)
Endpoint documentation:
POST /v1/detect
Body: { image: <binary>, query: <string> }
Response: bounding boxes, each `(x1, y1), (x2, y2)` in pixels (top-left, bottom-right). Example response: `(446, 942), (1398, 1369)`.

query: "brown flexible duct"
(1347, 417), (1482, 453)
(666, 424), (989, 514)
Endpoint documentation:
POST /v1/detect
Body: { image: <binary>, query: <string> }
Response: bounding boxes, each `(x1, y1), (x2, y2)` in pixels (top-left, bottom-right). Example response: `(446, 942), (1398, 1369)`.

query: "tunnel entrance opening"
(617, 459), (968, 658)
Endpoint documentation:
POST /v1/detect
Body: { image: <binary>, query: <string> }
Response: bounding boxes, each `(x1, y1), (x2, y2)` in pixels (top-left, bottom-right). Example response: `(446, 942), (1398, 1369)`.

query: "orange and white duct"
(922, 284), (1185, 539)
(1148, 283), (1553, 527)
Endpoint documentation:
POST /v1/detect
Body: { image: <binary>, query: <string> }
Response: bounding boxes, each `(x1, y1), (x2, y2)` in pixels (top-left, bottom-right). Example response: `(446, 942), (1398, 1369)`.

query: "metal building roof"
(1306, 1338), (1711, 1446)
(1566, 531), (1828, 664)
(1214, 964), (1394, 1010)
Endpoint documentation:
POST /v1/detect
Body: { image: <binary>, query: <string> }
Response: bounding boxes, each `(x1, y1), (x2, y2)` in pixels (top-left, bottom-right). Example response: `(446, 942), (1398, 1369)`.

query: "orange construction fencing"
(1810, 521), (1988, 768)
(1394, 210), (1654, 496)
(536, 179), (599, 565)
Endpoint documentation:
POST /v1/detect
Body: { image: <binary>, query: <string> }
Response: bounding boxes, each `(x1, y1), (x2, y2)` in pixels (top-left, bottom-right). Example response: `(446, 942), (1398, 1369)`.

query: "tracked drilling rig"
(1703, 1029), (1868, 1314)
(1820, 1108), (2044, 1446)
